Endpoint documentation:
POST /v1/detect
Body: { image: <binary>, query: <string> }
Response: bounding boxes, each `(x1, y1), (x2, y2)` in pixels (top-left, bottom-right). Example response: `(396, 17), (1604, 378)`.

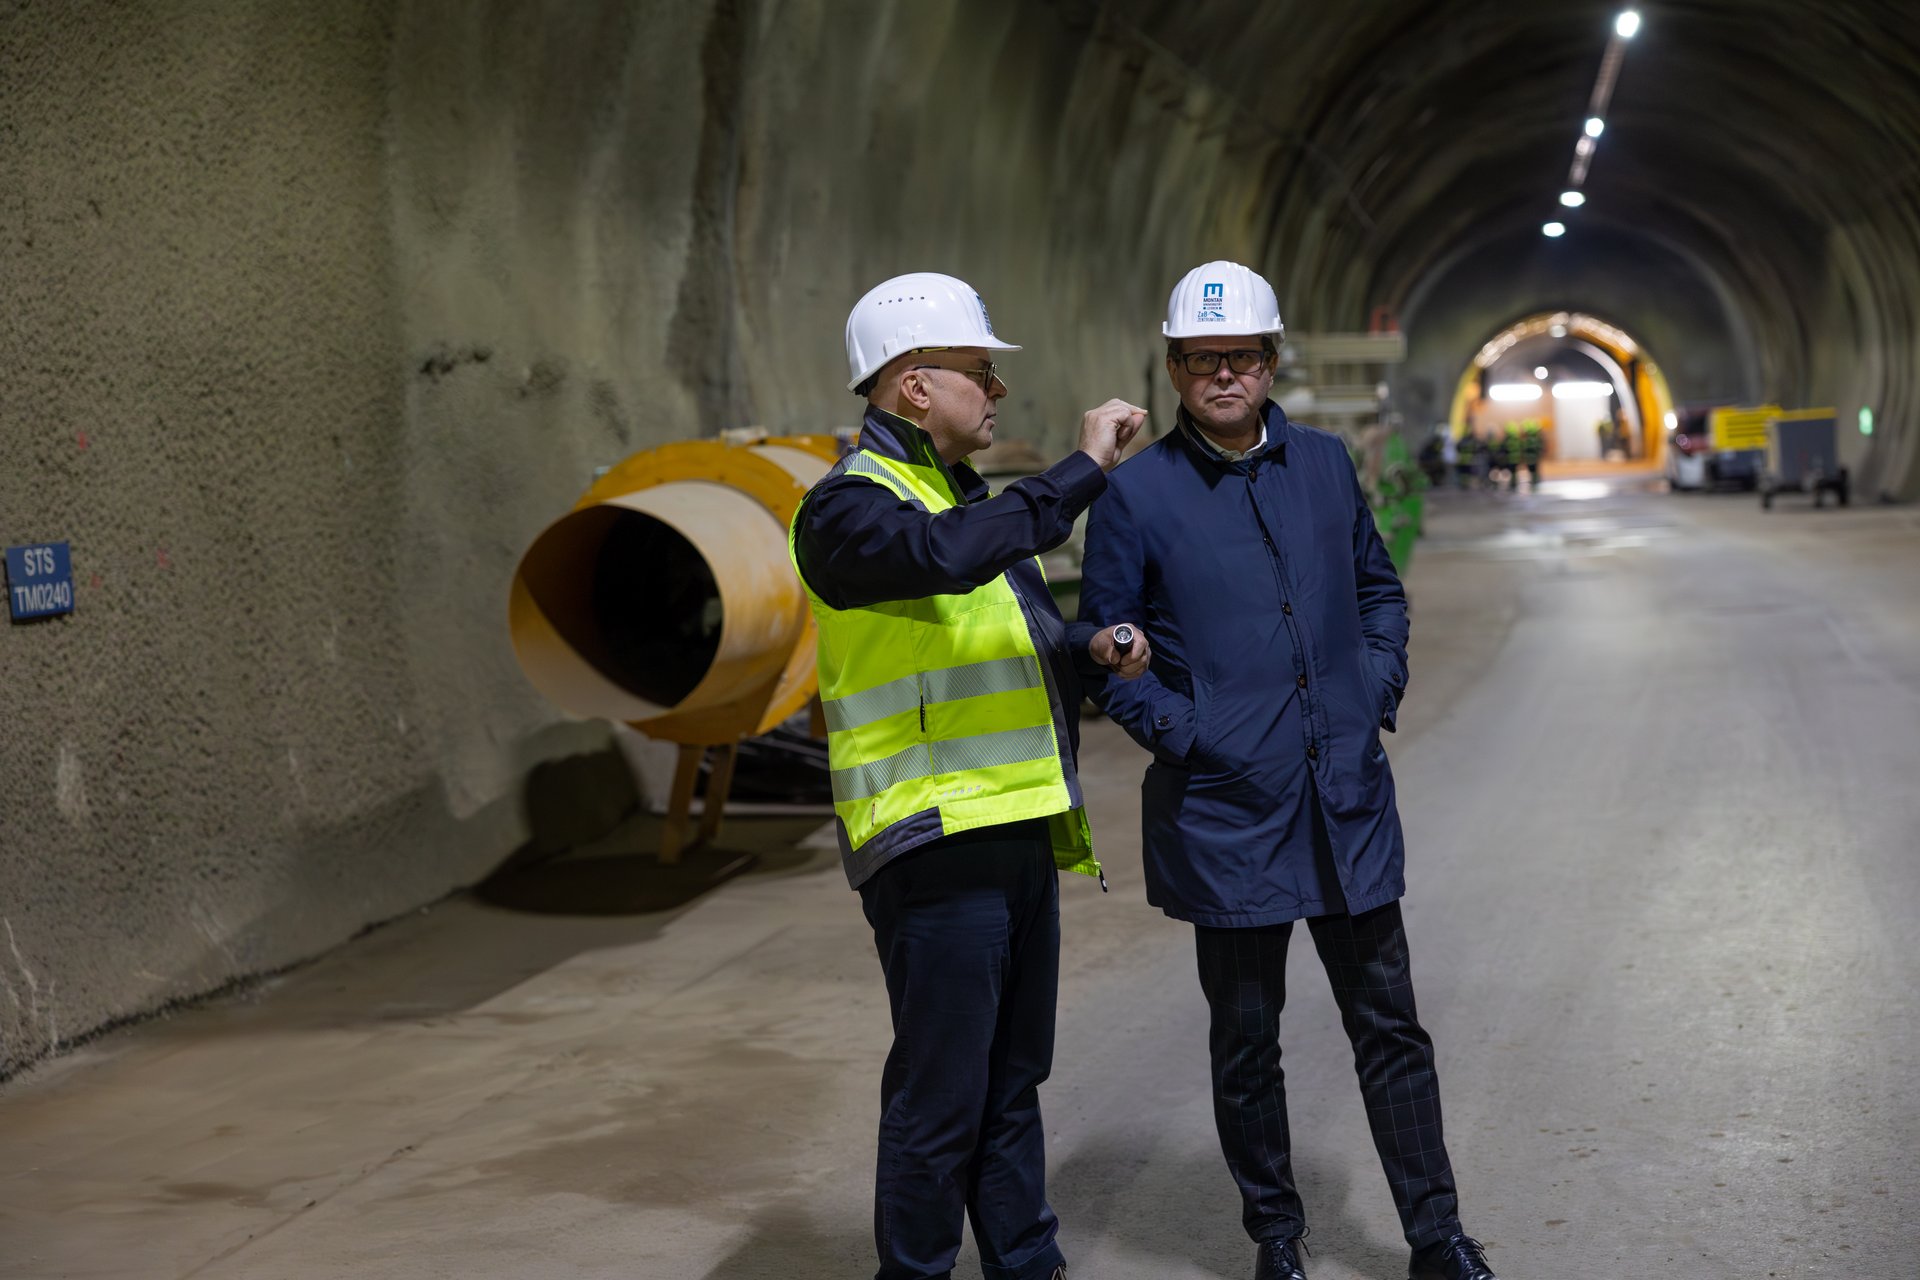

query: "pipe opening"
(521, 506), (723, 710)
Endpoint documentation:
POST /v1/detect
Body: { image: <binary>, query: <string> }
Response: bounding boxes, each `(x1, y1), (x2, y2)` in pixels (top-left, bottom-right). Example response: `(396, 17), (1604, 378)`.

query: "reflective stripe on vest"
(820, 654), (1043, 735)
(830, 722), (1058, 803)
(840, 451), (928, 502)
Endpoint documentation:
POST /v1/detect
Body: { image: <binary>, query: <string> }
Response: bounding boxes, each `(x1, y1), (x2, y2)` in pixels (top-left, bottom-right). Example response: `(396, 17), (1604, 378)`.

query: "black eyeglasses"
(912, 362), (1006, 393)
(1176, 348), (1270, 376)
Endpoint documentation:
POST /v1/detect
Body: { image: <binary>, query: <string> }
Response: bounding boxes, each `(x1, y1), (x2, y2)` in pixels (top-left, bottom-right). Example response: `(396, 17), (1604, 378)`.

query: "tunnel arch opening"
(1447, 310), (1676, 468)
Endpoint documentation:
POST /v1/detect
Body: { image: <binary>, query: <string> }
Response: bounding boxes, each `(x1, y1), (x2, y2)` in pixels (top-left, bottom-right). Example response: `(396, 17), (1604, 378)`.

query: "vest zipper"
(918, 696), (926, 733)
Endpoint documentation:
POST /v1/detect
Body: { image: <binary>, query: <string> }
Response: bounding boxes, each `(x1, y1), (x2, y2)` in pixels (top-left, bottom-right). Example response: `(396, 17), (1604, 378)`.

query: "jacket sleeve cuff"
(1150, 698), (1197, 763)
(1373, 655), (1407, 733)
(1046, 449), (1108, 513)
(1066, 620), (1107, 680)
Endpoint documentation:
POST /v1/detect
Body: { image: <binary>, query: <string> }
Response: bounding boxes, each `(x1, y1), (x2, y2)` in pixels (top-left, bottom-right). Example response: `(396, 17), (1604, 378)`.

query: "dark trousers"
(1194, 900), (1462, 1251)
(858, 822), (1065, 1280)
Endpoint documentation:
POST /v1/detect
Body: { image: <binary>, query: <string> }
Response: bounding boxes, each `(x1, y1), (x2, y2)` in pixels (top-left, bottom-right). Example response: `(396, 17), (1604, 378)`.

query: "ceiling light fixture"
(1585, 117), (1606, 138)
(1560, 190), (1586, 208)
(1616, 10), (1642, 39)
(1490, 384), (1544, 402)
(1543, 221), (1567, 238)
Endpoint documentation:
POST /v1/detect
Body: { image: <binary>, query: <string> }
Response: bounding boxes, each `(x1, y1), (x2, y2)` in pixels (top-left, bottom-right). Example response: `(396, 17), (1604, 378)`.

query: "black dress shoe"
(1409, 1232), (1496, 1280)
(1255, 1234), (1309, 1280)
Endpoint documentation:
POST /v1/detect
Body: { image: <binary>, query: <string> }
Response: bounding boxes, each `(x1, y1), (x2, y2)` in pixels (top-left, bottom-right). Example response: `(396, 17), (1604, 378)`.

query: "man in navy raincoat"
(1079, 262), (1497, 1280)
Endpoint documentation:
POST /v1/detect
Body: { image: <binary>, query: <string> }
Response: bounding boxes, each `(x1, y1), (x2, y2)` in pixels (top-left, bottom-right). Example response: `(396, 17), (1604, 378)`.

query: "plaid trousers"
(1194, 900), (1462, 1250)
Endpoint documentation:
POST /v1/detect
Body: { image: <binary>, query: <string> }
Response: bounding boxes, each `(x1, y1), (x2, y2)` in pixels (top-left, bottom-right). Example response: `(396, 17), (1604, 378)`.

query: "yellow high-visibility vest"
(788, 446), (1098, 883)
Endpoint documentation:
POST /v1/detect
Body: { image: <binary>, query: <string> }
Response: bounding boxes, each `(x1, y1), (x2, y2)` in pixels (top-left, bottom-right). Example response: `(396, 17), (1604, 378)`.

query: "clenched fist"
(1077, 399), (1149, 472)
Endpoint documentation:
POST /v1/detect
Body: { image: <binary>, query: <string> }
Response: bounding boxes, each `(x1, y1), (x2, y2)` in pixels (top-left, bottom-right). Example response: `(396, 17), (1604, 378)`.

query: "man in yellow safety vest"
(790, 271), (1147, 1280)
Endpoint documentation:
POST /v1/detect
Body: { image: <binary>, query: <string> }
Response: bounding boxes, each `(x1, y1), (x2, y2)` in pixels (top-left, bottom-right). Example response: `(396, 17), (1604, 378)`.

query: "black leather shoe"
(1255, 1234), (1309, 1280)
(1409, 1232), (1495, 1280)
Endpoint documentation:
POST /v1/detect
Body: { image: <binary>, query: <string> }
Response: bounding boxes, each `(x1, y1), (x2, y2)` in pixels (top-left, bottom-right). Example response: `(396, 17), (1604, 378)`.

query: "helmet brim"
(1162, 322), (1284, 339)
(845, 338), (1022, 391)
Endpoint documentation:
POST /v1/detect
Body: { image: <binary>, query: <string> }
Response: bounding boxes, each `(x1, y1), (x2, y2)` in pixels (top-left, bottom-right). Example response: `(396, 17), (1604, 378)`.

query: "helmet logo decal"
(974, 292), (996, 336)
(1199, 281), (1225, 322)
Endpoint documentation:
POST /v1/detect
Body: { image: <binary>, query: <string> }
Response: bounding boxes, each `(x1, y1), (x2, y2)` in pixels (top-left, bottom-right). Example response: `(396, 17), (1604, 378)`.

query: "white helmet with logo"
(1163, 260), (1285, 341)
(844, 272), (1020, 392)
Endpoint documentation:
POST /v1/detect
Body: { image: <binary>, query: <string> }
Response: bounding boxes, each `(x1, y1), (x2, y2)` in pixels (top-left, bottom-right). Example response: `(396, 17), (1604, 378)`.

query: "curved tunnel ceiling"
(1092, 0), (1920, 496)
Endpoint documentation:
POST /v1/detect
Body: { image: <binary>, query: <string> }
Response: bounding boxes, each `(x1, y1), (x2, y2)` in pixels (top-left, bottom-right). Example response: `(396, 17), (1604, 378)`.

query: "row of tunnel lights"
(1530, 14), (1875, 442)
(1544, 10), (1641, 238)
(1526, 10), (1878, 446)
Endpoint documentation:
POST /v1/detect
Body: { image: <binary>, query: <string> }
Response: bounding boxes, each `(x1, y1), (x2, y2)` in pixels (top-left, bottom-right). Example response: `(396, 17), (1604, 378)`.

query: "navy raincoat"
(1079, 401), (1410, 926)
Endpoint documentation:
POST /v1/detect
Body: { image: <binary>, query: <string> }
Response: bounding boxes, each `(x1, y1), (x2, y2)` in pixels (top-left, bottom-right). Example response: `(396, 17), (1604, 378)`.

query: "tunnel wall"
(1809, 215), (1920, 497)
(383, 0), (1306, 464)
(1, 0), (469, 1076)
(0, 0), (1293, 1077)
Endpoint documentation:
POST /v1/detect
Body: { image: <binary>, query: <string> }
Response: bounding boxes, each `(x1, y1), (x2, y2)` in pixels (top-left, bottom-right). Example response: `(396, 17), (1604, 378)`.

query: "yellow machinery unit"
(1707, 404), (1780, 452)
(508, 435), (841, 861)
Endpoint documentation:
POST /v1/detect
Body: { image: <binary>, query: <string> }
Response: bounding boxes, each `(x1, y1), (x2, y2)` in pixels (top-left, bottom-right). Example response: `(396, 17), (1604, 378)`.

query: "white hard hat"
(844, 272), (1020, 392)
(1163, 260), (1285, 340)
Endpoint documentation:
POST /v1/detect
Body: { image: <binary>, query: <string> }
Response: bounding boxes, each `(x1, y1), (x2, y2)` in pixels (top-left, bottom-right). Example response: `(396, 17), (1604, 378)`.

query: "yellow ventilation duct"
(508, 435), (840, 859)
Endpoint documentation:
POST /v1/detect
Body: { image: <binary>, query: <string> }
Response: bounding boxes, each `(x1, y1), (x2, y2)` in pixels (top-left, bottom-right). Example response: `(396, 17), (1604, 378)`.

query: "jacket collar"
(857, 404), (986, 503)
(1175, 399), (1290, 469)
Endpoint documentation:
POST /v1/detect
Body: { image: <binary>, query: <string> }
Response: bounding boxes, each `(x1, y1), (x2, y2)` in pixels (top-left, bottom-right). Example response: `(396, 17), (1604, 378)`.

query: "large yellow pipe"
(508, 437), (838, 745)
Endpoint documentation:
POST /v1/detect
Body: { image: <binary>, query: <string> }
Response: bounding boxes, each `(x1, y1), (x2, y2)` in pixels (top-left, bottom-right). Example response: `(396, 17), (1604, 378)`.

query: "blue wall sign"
(6, 542), (75, 621)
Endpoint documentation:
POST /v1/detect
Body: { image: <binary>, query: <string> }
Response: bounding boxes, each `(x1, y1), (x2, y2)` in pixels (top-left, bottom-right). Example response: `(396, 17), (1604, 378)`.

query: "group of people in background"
(1419, 423), (1545, 491)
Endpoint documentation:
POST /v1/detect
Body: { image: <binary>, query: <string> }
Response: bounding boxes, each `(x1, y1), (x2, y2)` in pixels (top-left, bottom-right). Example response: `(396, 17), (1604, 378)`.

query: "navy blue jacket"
(1079, 401), (1411, 926)
(792, 406), (1111, 885)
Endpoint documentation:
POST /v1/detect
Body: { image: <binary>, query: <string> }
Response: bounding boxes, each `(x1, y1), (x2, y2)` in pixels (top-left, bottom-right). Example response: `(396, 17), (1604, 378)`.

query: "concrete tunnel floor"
(4, 472), (1918, 1279)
